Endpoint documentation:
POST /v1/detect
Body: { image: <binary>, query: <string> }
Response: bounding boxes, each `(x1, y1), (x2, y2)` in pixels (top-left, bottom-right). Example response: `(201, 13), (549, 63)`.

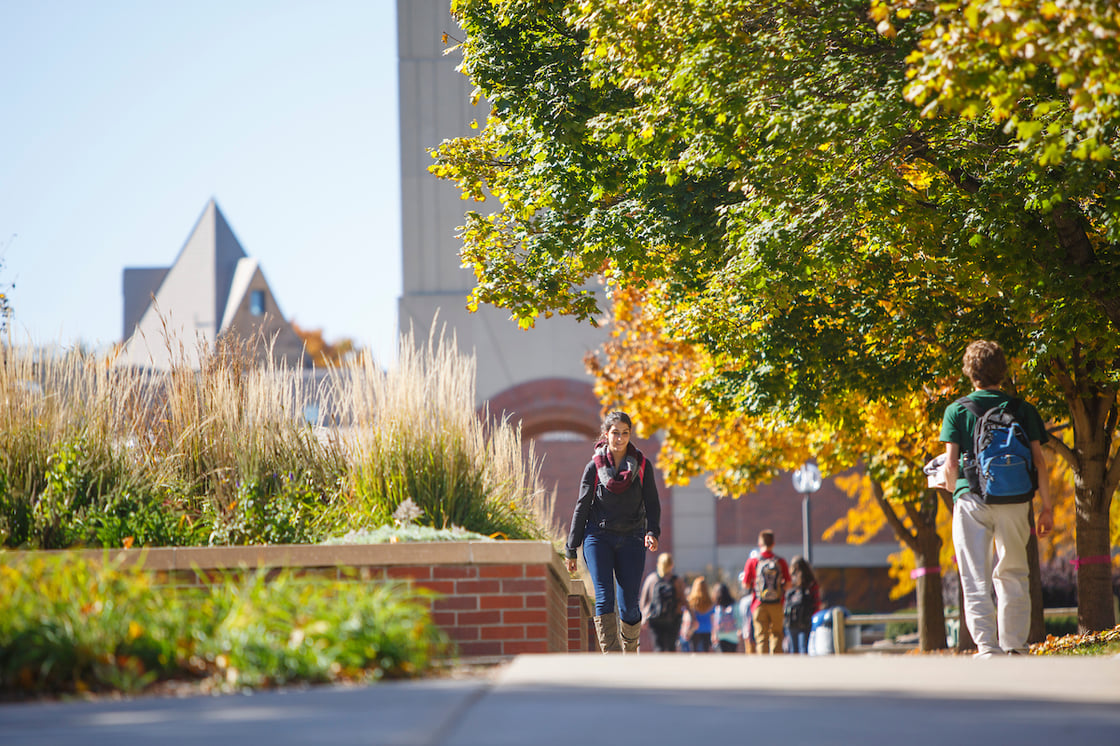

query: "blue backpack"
(958, 397), (1037, 504)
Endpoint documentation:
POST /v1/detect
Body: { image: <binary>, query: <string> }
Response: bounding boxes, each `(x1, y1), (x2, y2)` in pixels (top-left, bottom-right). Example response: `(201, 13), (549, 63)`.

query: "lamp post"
(792, 462), (822, 563)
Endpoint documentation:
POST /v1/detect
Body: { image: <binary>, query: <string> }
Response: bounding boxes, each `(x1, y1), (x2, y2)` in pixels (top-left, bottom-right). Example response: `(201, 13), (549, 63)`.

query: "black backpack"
(755, 556), (783, 603)
(957, 397), (1037, 504)
(785, 585), (814, 629)
(647, 574), (677, 624)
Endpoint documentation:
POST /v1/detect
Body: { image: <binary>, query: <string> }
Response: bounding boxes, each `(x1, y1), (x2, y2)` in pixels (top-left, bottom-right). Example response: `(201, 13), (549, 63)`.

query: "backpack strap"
(956, 396), (983, 419)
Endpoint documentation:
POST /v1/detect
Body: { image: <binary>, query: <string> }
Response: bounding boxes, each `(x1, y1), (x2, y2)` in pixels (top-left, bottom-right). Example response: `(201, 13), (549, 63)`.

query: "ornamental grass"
(0, 325), (555, 549)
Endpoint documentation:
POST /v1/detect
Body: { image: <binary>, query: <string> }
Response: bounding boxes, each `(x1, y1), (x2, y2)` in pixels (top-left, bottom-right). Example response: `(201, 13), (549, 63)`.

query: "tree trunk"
(1069, 398), (1117, 632)
(1075, 494), (1116, 631)
(914, 517), (947, 651)
(1052, 362), (1118, 632)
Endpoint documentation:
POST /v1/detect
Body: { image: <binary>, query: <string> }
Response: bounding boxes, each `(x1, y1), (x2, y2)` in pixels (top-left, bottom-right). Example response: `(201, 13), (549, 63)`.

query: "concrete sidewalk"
(2, 654), (1118, 745)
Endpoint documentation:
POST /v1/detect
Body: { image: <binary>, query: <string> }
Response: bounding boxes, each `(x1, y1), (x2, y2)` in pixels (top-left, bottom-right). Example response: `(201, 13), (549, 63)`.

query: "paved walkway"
(2, 654), (1118, 745)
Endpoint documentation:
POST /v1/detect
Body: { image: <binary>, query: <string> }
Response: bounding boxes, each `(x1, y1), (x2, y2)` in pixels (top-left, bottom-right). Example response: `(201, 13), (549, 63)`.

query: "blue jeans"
(583, 530), (647, 624)
(789, 627), (810, 654)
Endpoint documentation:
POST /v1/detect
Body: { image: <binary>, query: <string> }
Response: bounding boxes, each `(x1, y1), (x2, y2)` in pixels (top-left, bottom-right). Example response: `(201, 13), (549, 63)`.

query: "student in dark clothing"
(566, 411), (661, 653)
(784, 555), (820, 655)
(640, 552), (686, 652)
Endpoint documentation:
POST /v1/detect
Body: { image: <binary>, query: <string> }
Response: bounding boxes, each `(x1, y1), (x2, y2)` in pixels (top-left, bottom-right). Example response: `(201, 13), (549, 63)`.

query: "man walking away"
(742, 530), (790, 654)
(940, 340), (1053, 657)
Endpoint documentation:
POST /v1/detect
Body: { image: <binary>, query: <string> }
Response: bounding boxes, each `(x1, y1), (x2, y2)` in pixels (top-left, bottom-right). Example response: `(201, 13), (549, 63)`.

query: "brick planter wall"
(17, 541), (594, 660)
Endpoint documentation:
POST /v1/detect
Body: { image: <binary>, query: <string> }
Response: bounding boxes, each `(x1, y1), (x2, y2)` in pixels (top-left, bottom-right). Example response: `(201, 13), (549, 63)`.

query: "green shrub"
(1043, 613), (1079, 638)
(5, 439), (200, 550)
(885, 609), (918, 640)
(202, 569), (447, 687)
(0, 553), (446, 696)
(206, 472), (330, 546)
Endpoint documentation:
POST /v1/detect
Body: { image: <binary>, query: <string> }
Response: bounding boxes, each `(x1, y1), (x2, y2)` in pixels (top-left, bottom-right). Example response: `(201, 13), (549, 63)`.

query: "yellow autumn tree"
(292, 322), (358, 368)
(589, 284), (957, 649)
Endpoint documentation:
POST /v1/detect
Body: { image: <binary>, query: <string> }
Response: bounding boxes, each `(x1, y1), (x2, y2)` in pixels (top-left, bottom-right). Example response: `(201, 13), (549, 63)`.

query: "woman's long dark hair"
(790, 555), (817, 589)
(600, 410), (632, 437)
(712, 582), (734, 608)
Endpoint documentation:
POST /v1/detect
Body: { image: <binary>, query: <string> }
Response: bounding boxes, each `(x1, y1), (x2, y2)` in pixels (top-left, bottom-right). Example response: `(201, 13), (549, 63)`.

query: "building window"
(250, 290), (266, 316)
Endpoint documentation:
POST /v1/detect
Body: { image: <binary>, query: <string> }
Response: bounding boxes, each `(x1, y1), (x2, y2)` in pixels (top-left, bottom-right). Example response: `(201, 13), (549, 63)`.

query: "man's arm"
(1032, 440), (1053, 536)
(742, 559), (755, 590)
(943, 442), (960, 494)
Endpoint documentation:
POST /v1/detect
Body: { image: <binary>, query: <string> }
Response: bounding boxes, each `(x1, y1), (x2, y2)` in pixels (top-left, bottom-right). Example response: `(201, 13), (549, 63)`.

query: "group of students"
(564, 410), (826, 654)
(638, 533), (821, 655)
(569, 340), (1050, 657)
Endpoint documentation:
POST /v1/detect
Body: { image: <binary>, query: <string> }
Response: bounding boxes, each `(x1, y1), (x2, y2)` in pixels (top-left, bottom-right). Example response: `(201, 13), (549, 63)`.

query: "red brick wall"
(384, 562), (558, 658)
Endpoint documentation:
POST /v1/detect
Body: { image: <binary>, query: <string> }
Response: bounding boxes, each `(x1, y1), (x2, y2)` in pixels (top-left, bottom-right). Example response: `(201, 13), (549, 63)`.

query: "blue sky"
(0, 0), (402, 365)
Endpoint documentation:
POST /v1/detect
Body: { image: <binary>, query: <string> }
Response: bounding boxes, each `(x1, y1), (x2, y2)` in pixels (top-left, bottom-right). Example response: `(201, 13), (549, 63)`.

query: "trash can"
(809, 606), (855, 654)
(808, 608), (834, 655)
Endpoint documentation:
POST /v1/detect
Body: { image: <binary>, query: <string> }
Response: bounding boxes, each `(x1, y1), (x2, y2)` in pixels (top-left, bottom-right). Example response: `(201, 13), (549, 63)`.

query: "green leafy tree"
(434, 0), (1120, 631)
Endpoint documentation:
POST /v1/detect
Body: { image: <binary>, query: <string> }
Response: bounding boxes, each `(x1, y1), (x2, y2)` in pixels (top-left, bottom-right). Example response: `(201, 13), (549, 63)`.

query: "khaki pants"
(753, 602), (785, 654)
(953, 497), (1031, 655)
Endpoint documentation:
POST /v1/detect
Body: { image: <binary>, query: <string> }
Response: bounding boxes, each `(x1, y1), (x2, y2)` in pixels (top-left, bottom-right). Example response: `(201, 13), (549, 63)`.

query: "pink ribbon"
(1071, 555), (1112, 569)
(910, 566), (941, 579)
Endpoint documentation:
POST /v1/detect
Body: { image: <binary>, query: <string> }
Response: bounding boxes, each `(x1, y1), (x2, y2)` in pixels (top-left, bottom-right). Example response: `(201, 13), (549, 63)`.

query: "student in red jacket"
(742, 529), (791, 654)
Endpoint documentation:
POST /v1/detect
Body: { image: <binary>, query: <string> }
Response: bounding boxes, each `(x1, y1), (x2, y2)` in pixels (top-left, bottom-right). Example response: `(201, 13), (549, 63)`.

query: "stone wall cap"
(3, 541), (568, 578)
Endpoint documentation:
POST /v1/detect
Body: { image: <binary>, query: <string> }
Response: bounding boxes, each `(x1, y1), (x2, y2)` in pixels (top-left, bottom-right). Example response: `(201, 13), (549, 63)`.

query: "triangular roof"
(119, 200), (299, 369)
(221, 257), (261, 332)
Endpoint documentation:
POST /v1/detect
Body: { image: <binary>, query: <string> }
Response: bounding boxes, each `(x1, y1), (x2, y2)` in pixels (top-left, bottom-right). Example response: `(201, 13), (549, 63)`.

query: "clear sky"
(0, 0), (402, 366)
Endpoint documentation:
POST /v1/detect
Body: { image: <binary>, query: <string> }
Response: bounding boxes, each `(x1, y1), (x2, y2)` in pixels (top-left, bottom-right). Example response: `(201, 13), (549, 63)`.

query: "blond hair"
(688, 577), (713, 614)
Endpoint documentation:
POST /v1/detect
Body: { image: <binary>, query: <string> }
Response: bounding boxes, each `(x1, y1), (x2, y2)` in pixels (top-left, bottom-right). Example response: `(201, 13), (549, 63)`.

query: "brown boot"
(594, 612), (622, 653)
(620, 619), (641, 653)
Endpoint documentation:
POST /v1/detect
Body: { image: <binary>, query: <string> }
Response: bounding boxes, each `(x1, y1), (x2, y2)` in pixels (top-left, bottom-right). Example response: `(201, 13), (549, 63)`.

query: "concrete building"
(398, 1), (900, 610)
(119, 200), (308, 371)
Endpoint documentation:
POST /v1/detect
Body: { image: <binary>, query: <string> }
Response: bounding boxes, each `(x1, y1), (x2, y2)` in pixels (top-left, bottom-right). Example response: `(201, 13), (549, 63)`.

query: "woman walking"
(566, 411), (661, 653)
(687, 577), (715, 653)
(711, 583), (740, 653)
(784, 555), (820, 654)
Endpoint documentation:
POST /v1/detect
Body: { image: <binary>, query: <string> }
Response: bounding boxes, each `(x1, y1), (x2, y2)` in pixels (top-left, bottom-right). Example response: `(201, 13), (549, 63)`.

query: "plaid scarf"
(593, 441), (643, 494)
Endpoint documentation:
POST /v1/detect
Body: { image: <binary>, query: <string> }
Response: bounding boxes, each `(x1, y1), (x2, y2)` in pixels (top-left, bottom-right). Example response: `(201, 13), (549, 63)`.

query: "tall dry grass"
(319, 326), (555, 541)
(0, 325), (554, 548)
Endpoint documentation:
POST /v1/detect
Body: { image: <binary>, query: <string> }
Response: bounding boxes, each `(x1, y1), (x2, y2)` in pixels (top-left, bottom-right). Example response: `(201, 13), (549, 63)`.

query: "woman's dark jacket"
(565, 458), (660, 559)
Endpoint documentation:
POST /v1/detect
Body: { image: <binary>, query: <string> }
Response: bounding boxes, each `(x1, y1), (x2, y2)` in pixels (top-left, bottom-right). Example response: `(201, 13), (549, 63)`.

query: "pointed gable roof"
(119, 200), (261, 369)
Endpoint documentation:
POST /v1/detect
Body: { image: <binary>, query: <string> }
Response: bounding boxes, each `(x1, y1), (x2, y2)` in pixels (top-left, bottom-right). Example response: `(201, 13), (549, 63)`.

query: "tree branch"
(1046, 435), (1076, 472)
(871, 477), (918, 552)
(1049, 202), (1120, 330)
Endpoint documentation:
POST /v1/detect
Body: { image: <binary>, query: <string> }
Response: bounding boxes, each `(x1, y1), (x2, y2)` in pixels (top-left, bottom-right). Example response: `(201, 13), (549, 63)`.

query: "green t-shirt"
(939, 389), (1048, 501)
